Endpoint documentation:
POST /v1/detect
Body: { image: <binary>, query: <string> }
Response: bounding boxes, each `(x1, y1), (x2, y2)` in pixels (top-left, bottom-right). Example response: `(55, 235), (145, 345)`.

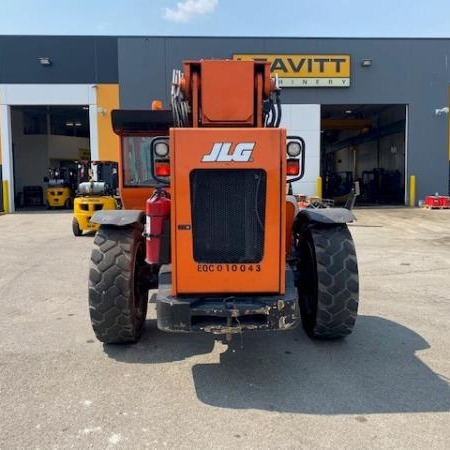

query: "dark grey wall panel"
(118, 38), (167, 109)
(0, 36), (118, 83)
(118, 37), (450, 200)
(92, 37), (119, 83)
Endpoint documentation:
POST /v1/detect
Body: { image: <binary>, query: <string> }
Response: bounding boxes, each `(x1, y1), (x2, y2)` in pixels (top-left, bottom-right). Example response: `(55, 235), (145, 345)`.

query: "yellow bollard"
(2, 180), (9, 213)
(316, 176), (323, 199)
(409, 175), (416, 207)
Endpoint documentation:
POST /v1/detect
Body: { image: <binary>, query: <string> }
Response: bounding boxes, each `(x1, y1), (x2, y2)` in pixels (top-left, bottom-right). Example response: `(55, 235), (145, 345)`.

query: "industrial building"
(1, 35), (449, 212)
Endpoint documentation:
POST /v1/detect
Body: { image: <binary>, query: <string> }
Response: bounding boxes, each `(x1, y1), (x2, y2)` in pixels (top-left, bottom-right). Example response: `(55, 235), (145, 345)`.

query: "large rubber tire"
(297, 224), (359, 339)
(88, 225), (148, 344)
(72, 218), (82, 236)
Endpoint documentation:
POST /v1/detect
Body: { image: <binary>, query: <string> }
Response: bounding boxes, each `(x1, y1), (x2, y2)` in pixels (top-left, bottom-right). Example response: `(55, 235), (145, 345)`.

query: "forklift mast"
(75, 161), (118, 196)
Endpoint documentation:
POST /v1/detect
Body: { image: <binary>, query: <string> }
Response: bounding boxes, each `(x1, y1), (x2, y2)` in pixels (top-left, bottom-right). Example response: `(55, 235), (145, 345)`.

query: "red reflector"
(155, 162), (170, 177)
(286, 159), (299, 176)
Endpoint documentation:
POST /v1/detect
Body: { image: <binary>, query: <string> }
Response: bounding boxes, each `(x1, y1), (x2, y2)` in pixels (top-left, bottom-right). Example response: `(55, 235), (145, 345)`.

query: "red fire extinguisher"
(145, 187), (171, 265)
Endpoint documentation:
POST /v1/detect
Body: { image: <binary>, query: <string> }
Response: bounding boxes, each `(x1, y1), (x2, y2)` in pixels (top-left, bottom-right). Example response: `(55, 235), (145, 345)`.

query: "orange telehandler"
(88, 59), (359, 344)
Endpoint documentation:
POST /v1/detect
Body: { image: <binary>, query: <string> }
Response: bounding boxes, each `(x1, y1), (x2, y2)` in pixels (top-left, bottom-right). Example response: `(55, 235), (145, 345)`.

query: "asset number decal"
(197, 264), (261, 273)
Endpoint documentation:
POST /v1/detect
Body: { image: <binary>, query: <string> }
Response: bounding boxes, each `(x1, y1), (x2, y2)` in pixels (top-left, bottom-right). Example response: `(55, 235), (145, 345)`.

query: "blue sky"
(0, 0), (450, 37)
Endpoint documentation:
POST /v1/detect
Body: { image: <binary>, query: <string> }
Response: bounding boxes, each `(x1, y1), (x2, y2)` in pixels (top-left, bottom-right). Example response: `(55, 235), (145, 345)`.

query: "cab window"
(122, 136), (155, 186)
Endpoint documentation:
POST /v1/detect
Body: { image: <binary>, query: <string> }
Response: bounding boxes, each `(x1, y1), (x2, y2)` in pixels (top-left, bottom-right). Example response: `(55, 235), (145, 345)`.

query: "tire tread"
(301, 225), (359, 339)
(88, 226), (147, 344)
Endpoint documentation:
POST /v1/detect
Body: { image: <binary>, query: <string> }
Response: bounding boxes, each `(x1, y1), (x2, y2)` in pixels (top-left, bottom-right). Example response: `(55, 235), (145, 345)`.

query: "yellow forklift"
(72, 161), (120, 236)
(45, 167), (77, 209)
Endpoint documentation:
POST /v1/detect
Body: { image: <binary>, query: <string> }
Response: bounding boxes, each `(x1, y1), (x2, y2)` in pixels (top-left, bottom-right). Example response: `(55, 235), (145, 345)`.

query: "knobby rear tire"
(297, 224), (359, 339)
(88, 225), (148, 344)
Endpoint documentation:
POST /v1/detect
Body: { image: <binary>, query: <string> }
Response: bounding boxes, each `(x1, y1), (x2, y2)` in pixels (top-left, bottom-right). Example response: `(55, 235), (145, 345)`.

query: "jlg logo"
(201, 142), (255, 162)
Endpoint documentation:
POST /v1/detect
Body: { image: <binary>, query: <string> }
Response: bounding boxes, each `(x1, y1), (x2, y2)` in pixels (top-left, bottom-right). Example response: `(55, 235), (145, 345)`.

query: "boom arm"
(171, 59), (280, 128)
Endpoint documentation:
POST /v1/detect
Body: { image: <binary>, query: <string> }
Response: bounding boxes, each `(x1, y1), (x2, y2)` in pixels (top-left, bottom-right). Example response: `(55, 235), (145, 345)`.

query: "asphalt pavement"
(0, 207), (449, 449)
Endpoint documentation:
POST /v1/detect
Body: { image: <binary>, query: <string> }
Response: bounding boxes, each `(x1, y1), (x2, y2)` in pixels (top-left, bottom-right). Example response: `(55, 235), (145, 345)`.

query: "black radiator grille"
(190, 169), (266, 263)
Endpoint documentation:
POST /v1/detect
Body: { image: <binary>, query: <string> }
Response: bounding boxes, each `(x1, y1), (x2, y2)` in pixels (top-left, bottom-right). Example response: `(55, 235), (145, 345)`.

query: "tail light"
(286, 136), (305, 181)
(151, 137), (170, 184)
(287, 159), (299, 176)
(155, 160), (170, 177)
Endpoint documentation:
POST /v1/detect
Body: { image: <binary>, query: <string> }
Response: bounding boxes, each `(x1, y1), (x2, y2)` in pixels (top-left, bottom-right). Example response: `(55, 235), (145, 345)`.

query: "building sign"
(233, 54), (351, 88)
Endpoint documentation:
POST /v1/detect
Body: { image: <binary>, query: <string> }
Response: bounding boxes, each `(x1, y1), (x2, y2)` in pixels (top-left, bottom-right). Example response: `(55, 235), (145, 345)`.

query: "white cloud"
(163, 0), (219, 23)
